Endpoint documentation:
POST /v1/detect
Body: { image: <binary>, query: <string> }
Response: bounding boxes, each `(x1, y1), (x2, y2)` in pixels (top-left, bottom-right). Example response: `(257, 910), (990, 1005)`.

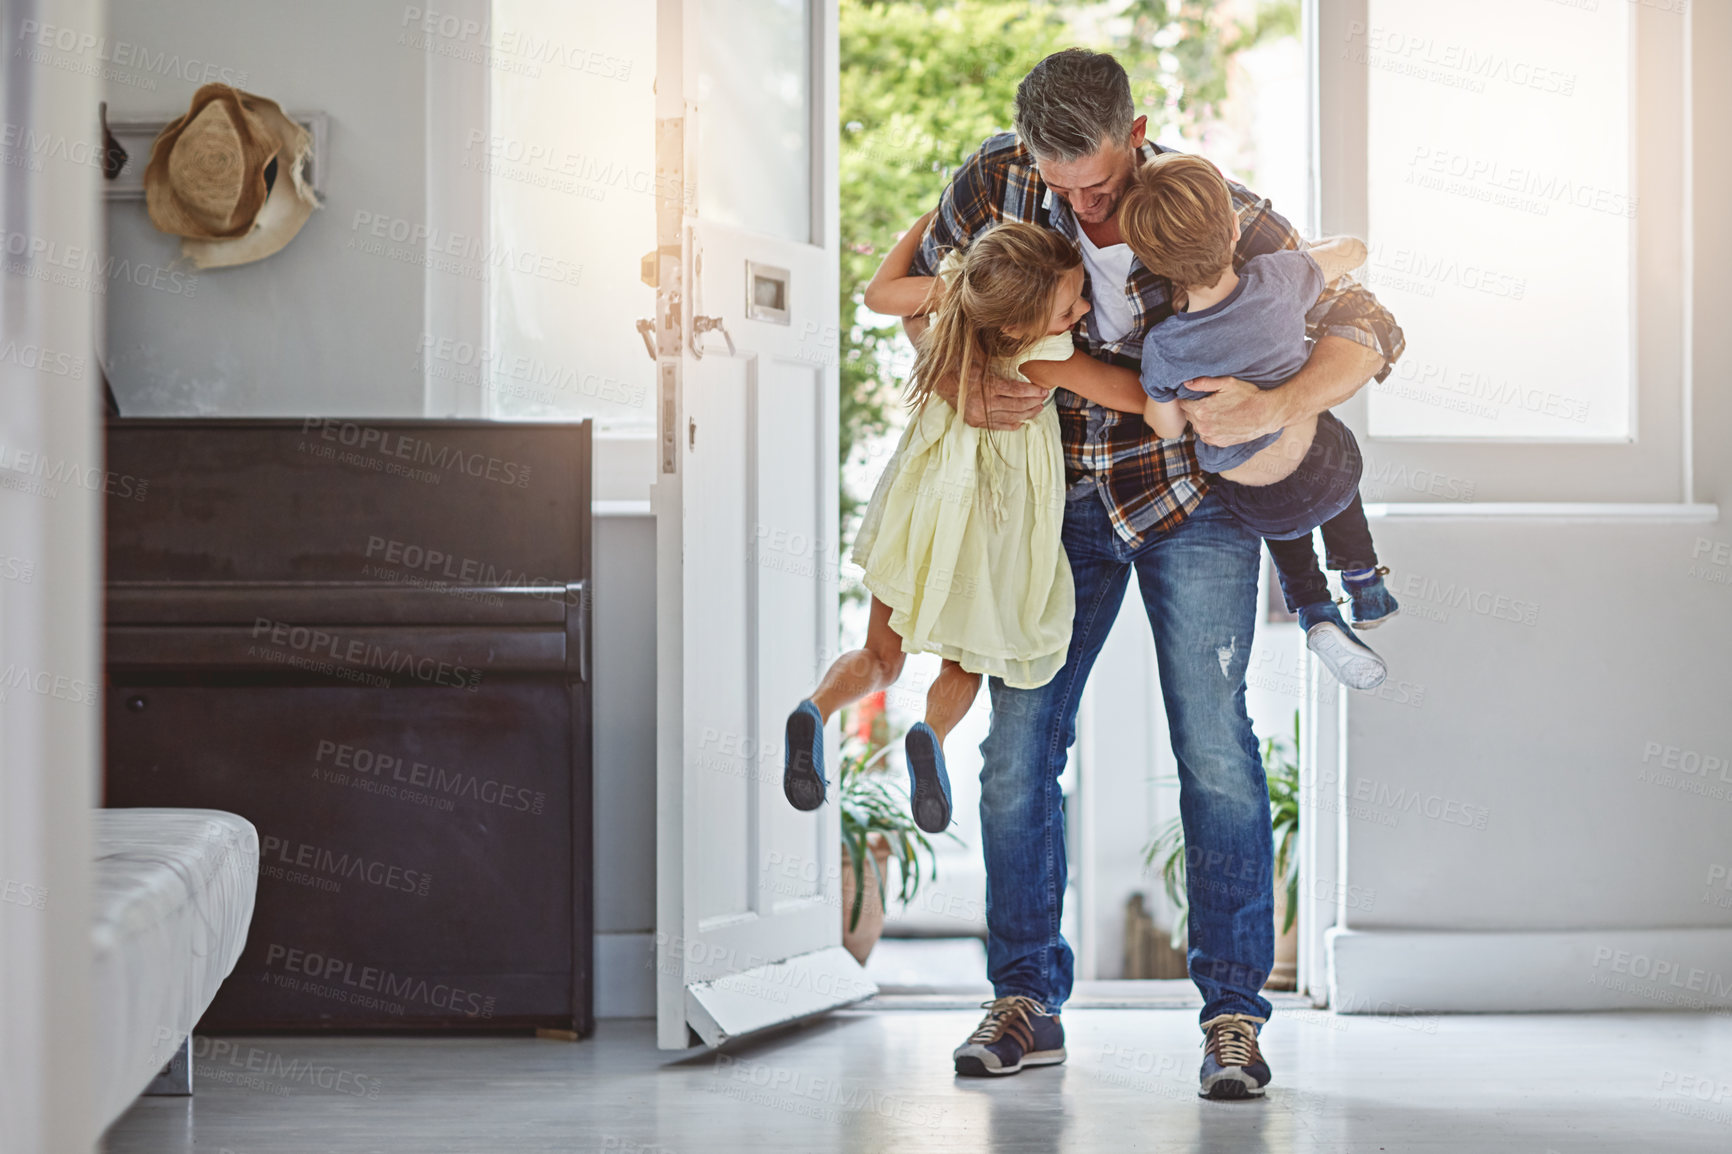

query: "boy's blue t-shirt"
(1140, 249), (1324, 473)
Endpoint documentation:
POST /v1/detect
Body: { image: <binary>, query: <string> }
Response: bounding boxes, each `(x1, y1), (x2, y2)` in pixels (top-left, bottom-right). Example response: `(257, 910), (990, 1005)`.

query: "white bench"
(92, 808), (259, 1133)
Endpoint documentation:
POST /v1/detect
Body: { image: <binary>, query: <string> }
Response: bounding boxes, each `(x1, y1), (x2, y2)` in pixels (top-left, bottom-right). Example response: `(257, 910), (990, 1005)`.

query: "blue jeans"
(978, 489), (1274, 1025)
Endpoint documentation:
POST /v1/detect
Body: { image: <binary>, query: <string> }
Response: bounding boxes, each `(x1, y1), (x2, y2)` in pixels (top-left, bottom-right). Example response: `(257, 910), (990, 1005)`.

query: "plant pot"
(841, 833), (894, 965)
(1266, 883), (1299, 991)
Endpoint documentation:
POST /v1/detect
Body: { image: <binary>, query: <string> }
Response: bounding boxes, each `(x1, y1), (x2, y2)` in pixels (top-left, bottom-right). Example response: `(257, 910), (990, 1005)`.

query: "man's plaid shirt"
(911, 131), (1406, 547)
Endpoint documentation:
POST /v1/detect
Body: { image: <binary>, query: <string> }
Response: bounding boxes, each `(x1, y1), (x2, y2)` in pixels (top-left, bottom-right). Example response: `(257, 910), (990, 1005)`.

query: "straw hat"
(144, 83), (319, 270)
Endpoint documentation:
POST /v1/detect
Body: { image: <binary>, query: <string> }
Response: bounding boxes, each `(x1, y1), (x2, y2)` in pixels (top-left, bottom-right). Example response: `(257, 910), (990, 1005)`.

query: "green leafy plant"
(1143, 709), (1302, 948)
(837, 737), (953, 932)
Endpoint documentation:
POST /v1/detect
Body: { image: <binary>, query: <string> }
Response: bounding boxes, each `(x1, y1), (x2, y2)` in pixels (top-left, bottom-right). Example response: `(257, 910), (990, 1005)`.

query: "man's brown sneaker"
(1199, 1012), (1271, 1099)
(953, 995), (1066, 1076)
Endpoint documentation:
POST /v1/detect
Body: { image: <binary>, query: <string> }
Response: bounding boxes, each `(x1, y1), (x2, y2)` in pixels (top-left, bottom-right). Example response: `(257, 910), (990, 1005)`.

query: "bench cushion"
(93, 808), (258, 1131)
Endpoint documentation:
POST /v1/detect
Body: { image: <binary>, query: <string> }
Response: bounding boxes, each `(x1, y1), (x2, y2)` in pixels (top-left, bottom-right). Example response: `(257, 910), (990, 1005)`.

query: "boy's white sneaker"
(1300, 602), (1388, 690)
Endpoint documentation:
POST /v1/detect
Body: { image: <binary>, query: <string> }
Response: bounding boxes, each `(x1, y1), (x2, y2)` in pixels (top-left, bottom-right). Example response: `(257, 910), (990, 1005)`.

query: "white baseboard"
(595, 932), (656, 1019)
(1326, 926), (1732, 1014)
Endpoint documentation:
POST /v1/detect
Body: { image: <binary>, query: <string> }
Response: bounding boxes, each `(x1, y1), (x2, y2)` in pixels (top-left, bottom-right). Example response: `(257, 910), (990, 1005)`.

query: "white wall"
(591, 437), (657, 1016)
(103, 1), (431, 415)
(1325, 8), (1732, 1013)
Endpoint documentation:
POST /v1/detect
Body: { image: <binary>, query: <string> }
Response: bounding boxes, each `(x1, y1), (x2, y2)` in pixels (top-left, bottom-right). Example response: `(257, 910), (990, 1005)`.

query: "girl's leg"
(924, 660), (982, 743)
(787, 597), (907, 811)
(905, 660), (979, 834)
(808, 595), (906, 720)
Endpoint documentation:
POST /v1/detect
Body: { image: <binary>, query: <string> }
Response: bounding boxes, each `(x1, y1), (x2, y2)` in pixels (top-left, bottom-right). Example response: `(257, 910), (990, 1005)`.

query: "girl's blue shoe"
(783, 700), (826, 811)
(904, 722), (953, 834)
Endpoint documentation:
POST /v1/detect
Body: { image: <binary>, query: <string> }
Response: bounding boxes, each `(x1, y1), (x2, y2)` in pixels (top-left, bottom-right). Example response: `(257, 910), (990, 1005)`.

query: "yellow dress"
(850, 330), (1077, 690)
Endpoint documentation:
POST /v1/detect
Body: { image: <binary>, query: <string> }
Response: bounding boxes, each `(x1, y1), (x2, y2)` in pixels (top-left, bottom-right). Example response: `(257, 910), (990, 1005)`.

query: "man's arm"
(1181, 335), (1385, 445)
(1309, 235), (1367, 285)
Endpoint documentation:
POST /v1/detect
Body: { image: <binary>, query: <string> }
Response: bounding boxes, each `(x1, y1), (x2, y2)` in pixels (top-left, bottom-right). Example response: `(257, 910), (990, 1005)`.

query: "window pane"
(697, 0), (812, 243)
(1363, 0), (1632, 439)
(487, 0), (657, 430)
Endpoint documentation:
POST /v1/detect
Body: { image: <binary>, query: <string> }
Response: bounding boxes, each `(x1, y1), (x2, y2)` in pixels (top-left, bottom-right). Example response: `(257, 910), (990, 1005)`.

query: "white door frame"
(0, 1), (102, 1147)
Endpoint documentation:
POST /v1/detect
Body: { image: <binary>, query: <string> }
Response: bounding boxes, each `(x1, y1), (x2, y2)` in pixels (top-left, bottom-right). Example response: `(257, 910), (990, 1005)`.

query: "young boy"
(1124, 152), (1399, 690)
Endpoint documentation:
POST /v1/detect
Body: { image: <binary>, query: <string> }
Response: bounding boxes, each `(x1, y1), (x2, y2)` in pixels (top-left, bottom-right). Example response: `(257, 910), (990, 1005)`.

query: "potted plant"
(836, 726), (951, 965)
(1142, 710), (1302, 989)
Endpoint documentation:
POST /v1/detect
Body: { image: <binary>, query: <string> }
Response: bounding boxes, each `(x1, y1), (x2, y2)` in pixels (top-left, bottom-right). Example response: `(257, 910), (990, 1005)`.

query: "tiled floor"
(104, 1008), (1732, 1153)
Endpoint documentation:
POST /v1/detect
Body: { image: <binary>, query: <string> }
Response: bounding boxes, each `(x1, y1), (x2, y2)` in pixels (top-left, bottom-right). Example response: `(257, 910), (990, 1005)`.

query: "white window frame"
(1313, 0), (1711, 515)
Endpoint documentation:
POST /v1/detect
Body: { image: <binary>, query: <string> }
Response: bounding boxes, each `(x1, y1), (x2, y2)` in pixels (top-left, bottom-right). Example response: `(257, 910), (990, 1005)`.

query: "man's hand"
(1180, 335), (1388, 446)
(1177, 376), (1288, 447)
(932, 366), (1049, 430)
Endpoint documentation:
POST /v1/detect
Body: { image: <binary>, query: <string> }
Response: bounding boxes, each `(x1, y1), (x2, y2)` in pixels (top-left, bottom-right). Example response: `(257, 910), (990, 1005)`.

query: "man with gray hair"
(899, 48), (1403, 1098)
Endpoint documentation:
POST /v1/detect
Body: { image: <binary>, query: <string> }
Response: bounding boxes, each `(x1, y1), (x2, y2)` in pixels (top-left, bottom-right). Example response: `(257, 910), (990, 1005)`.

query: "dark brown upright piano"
(104, 418), (593, 1035)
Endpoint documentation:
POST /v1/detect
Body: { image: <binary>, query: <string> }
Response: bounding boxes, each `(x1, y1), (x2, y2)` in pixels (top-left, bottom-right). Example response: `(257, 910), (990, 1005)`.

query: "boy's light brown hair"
(1118, 152), (1237, 295)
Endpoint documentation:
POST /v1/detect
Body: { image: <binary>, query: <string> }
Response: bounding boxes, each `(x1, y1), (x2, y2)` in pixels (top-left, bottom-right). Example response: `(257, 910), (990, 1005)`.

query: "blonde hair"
(1118, 152), (1237, 302)
(909, 221), (1081, 418)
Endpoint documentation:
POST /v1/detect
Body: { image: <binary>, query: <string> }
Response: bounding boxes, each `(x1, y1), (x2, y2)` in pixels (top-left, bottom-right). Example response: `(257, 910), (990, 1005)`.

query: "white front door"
(652, 0), (869, 1049)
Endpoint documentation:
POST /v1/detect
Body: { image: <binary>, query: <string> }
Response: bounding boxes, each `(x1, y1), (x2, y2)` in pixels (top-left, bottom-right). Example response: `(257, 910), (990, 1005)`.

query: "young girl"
(783, 215), (1147, 834)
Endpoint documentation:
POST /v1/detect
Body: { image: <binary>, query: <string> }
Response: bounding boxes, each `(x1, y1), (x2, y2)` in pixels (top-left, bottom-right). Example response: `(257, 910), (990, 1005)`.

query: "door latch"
(690, 315), (735, 360)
